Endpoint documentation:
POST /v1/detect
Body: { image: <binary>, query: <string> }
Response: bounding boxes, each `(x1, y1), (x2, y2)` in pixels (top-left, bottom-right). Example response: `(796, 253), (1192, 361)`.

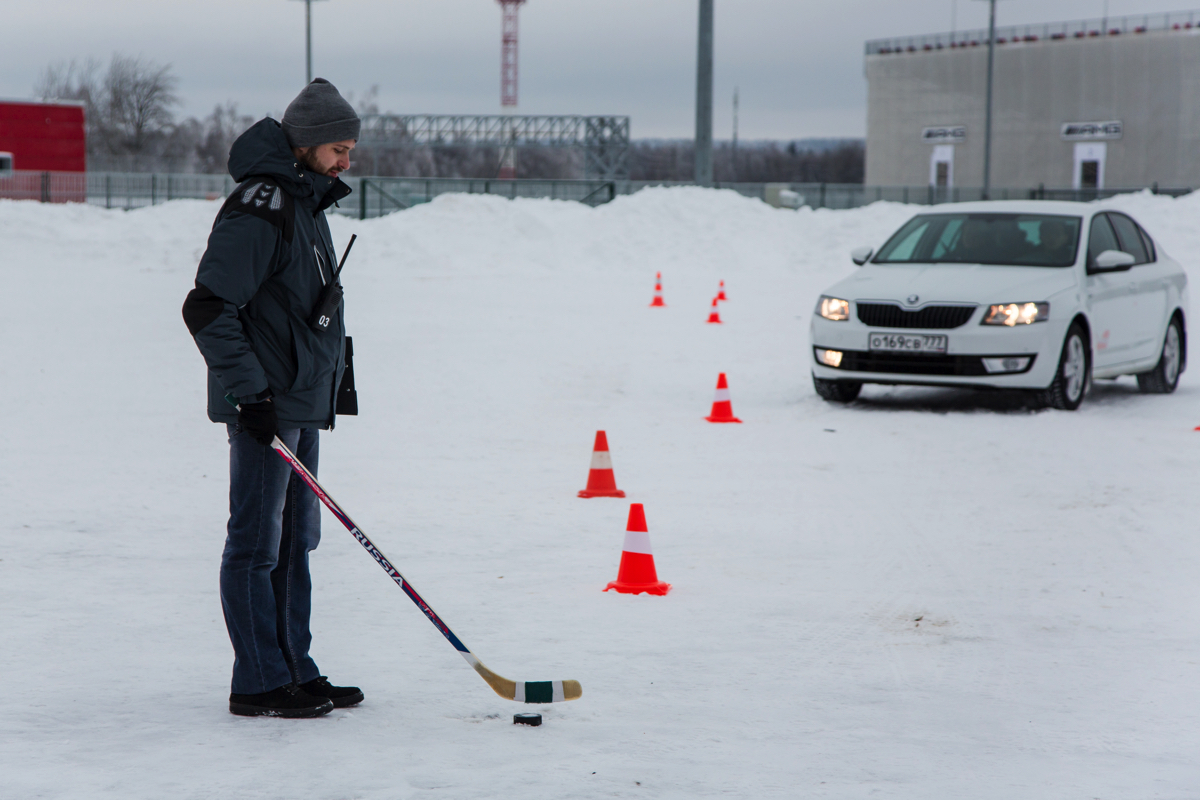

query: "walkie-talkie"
(309, 234), (357, 333)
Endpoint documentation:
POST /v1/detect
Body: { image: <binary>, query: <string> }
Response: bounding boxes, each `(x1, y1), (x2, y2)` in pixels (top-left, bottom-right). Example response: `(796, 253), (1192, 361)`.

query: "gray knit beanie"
(281, 78), (361, 148)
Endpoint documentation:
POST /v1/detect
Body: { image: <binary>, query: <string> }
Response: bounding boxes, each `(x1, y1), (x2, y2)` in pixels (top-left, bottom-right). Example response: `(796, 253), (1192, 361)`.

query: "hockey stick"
(270, 436), (582, 704)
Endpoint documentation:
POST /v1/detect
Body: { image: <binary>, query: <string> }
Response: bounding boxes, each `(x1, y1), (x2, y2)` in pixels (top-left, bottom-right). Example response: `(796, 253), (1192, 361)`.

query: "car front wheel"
(813, 375), (862, 403)
(1039, 323), (1090, 410)
(1136, 318), (1183, 394)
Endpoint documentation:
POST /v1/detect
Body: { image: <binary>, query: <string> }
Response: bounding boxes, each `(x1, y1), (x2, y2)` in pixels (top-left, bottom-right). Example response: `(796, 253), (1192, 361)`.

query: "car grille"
(856, 303), (976, 329)
(817, 349), (1036, 377)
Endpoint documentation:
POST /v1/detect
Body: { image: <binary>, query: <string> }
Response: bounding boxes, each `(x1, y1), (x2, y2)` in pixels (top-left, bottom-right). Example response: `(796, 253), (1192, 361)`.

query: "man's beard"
(297, 148), (329, 175)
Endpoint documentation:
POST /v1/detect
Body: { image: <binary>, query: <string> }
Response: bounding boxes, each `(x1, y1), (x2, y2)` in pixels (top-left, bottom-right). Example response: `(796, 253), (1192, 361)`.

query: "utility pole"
(982, 0), (996, 199)
(731, 87), (739, 182)
(694, 0), (714, 187)
(291, 0), (328, 84)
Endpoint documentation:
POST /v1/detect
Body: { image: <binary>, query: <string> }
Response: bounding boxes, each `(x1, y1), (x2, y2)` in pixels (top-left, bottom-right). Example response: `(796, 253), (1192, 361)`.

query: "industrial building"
(864, 11), (1200, 191)
(0, 99), (86, 174)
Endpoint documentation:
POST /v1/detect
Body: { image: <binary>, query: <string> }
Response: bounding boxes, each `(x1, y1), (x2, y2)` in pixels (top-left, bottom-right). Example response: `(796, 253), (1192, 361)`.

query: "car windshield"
(872, 213), (1082, 267)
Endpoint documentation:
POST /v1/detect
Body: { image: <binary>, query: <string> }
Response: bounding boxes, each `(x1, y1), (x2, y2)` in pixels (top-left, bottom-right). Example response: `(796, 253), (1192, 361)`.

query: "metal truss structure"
(357, 114), (631, 179)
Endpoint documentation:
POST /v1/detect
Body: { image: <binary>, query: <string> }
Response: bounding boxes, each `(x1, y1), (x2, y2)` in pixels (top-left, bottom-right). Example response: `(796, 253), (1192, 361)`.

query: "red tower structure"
(498, 0), (526, 107)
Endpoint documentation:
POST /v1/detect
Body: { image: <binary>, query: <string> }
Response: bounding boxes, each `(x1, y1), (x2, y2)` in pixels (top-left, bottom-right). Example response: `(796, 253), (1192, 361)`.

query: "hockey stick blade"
(270, 437), (582, 704)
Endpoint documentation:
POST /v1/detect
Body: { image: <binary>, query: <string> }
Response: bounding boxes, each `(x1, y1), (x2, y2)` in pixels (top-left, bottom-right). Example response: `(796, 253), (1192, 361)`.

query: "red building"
(0, 99), (87, 172)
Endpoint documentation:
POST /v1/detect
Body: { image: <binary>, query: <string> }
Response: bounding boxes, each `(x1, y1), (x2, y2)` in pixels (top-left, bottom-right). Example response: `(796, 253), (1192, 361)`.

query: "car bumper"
(809, 315), (1068, 389)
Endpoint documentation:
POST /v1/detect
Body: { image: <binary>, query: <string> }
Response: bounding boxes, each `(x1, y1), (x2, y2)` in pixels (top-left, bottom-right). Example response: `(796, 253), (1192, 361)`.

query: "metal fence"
(0, 170), (1192, 218)
(0, 171), (234, 208)
(356, 177), (620, 217)
(627, 181), (1193, 210)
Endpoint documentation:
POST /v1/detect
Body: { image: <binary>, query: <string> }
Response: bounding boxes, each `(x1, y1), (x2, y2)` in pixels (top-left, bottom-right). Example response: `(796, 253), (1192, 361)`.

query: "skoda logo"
(906, 294), (920, 306)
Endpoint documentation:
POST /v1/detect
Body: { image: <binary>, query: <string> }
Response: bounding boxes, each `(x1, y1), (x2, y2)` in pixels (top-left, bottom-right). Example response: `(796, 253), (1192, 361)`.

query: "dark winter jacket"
(183, 118), (352, 428)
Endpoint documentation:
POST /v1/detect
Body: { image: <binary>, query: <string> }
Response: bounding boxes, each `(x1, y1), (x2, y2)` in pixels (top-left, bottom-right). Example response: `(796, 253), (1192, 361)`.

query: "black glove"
(238, 399), (278, 446)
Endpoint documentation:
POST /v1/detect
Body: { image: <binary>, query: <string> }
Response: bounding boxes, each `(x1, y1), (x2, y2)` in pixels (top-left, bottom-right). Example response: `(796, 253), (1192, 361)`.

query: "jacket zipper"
(313, 244), (327, 285)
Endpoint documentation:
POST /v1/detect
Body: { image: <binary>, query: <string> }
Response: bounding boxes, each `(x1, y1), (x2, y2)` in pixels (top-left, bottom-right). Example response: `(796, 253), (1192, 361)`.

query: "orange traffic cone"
(578, 430), (626, 498)
(705, 296), (722, 324)
(604, 503), (670, 595)
(705, 372), (742, 423)
(717, 280), (727, 301)
(650, 272), (666, 307)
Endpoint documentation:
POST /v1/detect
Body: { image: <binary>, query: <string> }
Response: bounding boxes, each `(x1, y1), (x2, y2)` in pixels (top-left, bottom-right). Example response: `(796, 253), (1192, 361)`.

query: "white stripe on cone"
(621, 529), (654, 555)
(713, 388), (731, 402)
(589, 451), (614, 470)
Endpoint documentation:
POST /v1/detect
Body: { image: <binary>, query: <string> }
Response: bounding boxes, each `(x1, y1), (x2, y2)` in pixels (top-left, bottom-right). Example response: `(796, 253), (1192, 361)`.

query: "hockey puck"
(513, 713), (542, 726)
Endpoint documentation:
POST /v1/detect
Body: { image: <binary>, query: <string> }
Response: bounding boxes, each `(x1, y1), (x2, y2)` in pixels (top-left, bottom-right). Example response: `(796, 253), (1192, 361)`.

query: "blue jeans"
(220, 425), (322, 695)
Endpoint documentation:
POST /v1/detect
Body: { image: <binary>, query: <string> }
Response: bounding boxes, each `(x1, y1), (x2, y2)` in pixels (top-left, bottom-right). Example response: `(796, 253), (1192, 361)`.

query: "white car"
(809, 201), (1188, 409)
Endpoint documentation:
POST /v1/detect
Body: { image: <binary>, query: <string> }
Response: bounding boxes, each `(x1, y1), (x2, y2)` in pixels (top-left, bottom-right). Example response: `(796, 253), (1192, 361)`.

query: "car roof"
(908, 200), (1101, 217)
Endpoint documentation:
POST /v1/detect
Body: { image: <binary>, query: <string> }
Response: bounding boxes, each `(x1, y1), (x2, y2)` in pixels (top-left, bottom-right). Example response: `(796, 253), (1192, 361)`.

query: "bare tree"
(347, 84), (380, 117)
(33, 58), (103, 149)
(628, 139), (865, 184)
(34, 58), (101, 105)
(99, 55), (180, 158)
(35, 54), (181, 170)
(195, 102), (256, 174)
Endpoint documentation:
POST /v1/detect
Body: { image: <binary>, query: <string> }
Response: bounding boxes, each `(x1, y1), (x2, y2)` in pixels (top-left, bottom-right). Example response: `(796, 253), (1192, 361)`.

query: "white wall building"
(865, 11), (1200, 190)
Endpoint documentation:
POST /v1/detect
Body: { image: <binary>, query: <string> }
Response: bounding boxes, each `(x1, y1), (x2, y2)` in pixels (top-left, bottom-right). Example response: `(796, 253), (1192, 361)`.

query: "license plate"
(868, 332), (948, 353)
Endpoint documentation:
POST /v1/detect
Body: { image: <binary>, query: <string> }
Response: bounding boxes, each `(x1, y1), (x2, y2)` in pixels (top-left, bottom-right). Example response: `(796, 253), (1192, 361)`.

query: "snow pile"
(1, 188), (1198, 799)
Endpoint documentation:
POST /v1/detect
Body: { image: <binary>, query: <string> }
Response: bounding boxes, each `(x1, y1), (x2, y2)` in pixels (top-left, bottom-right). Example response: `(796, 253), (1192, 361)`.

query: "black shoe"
(299, 676), (364, 708)
(229, 683), (334, 718)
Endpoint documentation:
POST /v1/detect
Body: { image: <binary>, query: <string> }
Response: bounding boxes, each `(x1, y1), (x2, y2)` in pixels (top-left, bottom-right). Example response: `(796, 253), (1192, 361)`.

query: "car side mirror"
(1092, 249), (1136, 272)
(851, 246), (874, 266)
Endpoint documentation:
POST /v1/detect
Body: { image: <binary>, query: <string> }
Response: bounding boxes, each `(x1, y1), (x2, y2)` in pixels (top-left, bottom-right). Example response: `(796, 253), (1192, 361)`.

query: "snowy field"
(2, 187), (1199, 799)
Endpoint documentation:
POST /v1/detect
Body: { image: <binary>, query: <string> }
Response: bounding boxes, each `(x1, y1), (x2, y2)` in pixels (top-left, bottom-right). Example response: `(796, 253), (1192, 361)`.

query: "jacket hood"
(228, 118), (347, 208)
(229, 118), (301, 186)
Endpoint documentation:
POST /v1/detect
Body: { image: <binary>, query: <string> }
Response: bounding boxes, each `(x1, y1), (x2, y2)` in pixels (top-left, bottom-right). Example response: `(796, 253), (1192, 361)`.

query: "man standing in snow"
(182, 79), (363, 718)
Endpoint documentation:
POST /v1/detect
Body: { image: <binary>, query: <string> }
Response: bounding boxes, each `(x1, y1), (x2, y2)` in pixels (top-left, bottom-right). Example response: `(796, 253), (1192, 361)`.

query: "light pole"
(694, 0), (714, 187)
(731, 87), (739, 182)
(982, 0), (996, 199)
(291, 0), (328, 84)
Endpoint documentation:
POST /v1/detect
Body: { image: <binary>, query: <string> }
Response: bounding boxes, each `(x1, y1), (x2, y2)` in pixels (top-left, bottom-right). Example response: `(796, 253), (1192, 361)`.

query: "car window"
(883, 221), (931, 261)
(929, 218), (964, 259)
(1087, 214), (1121, 269)
(1137, 223), (1157, 263)
(873, 213), (1080, 267)
(1107, 213), (1149, 265)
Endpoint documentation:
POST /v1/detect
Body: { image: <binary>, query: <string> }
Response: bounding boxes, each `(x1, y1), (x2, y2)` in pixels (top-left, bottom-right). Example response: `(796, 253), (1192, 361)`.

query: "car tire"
(1039, 322), (1090, 411)
(813, 375), (862, 403)
(1136, 317), (1183, 394)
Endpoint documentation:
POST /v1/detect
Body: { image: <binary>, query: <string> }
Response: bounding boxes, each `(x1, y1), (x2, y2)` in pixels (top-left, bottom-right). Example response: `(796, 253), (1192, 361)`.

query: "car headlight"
(982, 302), (1049, 326)
(817, 296), (851, 321)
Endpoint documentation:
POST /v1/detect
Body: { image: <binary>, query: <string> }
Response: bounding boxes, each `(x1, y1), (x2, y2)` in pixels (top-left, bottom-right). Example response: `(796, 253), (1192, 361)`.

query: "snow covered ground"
(2, 187), (1198, 799)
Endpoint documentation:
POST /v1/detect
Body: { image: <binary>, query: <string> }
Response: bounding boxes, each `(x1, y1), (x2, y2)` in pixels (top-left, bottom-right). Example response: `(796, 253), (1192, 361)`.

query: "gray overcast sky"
(3, 1), (1196, 139)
